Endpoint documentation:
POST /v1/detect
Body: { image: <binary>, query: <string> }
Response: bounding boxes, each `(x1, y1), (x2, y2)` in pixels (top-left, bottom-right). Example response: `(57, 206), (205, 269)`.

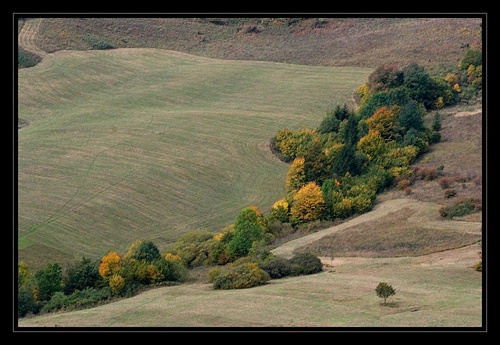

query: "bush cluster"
(439, 198), (482, 219)
(212, 252), (323, 290)
(18, 48), (42, 68)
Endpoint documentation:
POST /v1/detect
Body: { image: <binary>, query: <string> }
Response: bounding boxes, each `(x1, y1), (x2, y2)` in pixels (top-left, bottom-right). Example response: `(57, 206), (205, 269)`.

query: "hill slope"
(18, 49), (371, 270)
(19, 17), (482, 71)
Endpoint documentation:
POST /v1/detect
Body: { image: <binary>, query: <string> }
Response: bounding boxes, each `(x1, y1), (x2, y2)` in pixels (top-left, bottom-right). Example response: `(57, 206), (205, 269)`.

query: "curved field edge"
(17, 48), (372, 270)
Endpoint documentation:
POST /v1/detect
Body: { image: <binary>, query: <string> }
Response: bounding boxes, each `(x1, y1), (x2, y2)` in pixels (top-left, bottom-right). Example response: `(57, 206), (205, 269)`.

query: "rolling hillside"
(18, 48), (371, 270)
(16, 15), (484, 328)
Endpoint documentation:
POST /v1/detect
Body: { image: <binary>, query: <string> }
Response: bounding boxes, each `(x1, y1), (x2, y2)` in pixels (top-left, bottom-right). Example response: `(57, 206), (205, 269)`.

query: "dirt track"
(18, 18), (47, 58)
(271, 197), (482, 264)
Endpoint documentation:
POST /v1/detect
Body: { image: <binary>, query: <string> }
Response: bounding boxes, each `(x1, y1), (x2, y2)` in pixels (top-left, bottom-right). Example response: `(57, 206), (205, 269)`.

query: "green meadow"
(18, 48), (372, 269)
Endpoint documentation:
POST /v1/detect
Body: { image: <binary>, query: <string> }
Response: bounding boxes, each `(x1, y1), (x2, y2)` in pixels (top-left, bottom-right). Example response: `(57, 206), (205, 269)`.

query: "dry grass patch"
(297, 207), (481, 258)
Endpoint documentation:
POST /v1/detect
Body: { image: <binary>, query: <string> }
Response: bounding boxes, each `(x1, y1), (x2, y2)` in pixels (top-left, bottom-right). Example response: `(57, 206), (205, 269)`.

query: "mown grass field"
(18, 48), (372, 270)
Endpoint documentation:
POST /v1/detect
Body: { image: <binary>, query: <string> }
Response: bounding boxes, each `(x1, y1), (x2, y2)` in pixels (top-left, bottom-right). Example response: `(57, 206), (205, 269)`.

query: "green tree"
(332, 115), (361, 177)
(402, 63), (433, 109)
(34, 263), (63, 302)
(318, 104), (351, 134)
(18, 289), (38, 318)
(131, 241), (161, 263)
(227, 207), (264, 259)
(375, 282), (396, 305)
(303, 136), (330, 185)
(459, 47), (482, 70)
(357, 88), (410, 119)
(432, 112), (442, 131)
(397, 100), (425, 135)
(320, 178), (341, 220)
(63, 257), (103, 295)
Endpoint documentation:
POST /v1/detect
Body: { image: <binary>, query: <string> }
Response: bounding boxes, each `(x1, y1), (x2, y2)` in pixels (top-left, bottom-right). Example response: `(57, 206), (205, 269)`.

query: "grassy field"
(18, 48), (371, 270)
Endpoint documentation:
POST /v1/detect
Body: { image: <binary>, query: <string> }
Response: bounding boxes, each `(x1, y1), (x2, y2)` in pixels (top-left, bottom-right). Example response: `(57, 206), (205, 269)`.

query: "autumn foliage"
(290, 182), (325, 223)
(98, 251), (122, 281)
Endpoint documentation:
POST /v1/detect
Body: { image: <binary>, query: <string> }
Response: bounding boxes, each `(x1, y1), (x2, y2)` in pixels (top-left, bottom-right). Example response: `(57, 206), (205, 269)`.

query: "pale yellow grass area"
(454, 109), (482, 117)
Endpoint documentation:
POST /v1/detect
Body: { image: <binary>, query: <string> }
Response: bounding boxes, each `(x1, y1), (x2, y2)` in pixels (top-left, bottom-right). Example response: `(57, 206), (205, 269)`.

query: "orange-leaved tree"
(98, 250), (122, 282)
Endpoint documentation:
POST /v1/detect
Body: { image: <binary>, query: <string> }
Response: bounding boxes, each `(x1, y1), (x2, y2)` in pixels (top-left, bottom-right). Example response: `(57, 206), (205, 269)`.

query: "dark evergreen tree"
(397, 100), (425, 135)
(63, 257), (103, 295)
(318, 104), (351, 134)
(34, 263), (63, 301)
(402, 63), (433, 109)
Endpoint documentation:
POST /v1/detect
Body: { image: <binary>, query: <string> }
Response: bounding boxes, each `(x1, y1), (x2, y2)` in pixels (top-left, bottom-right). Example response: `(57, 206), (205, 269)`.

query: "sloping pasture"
(17, 48), (371, 269)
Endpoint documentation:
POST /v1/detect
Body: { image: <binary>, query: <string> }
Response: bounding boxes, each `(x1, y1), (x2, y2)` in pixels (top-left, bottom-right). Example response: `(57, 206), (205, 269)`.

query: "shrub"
(412, 165), (439, 181)
(259, 257), (293, 279)
(444, 188), (457, 198)
(474, 261), (482, 272)
(439, 198), (482, 218)
(109, 274), (126, 294)
(289, 252), (323, 276)
(474, 250), (482, 272)
(81, 34), (115, 50)
(18, 48), (42, 68)
(154, 258), (189, 283)
(396, 178), (411, 190)
(208, 267), (224, 283)
(172, 231), (214, 268)
(40, 287), (112, 314)
(18, 288), (40, 317)
(438, 177), (454, 189)
(213, 263), (270, 290)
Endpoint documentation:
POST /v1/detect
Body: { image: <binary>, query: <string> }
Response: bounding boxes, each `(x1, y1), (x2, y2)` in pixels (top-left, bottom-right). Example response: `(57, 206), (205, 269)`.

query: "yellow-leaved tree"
(290, 181), (325, 223)
(285, 157), (306, 194)
(365, 106), (399, 141)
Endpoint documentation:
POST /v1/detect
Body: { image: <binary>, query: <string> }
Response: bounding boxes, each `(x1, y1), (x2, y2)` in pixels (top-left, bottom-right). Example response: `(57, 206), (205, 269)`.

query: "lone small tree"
(375, 282), (396, 305)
